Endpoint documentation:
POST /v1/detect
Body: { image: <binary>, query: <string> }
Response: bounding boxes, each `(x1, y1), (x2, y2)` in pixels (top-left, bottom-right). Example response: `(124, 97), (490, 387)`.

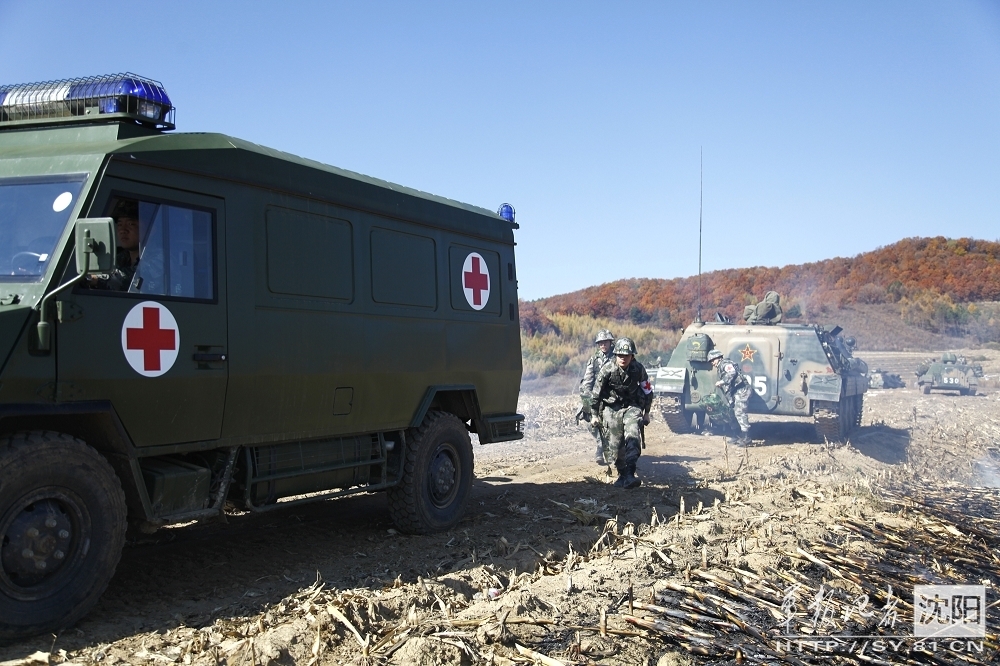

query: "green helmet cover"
(613, 337), (637, 355)
(595, 329), (615, 343)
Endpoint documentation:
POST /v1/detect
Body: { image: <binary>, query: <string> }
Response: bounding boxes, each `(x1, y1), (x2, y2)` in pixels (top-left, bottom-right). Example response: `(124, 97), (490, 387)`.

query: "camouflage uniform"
(89, 248), (139, 291)
(716, 358), (751, 438)
(580, 346), (614, 460)
(591, 357), (653, 481)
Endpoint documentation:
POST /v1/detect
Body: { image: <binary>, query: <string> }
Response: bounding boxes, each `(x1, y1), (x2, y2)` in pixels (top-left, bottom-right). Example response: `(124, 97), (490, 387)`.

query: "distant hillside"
(519, 238), (1000, 383)
(533, 236), (1000, 331)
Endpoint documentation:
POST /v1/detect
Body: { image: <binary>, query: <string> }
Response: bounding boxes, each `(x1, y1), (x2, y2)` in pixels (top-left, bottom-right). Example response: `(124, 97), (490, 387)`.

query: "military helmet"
(111, 198), (139, 220)
(845, 336), (856, 348)
(707, 349), (724, 362)
(594, 329), (615, 344)
(941, 352), (958, 364)
(613, 337), (637, 356)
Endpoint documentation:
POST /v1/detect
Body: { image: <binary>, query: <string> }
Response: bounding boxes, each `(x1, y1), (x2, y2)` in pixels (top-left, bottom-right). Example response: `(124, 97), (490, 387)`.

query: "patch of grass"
(521, 313), (681, 380)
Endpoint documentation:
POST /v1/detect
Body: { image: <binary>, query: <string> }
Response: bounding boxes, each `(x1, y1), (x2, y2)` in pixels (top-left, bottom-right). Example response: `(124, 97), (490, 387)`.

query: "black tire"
(921, 384), (931, 395)
(0, 431), (126, 641)
(387, 412), (473, 534)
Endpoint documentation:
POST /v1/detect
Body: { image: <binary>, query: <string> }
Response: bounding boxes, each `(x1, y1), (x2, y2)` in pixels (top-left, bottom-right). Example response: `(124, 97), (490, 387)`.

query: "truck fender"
(410, 385), (481, 429)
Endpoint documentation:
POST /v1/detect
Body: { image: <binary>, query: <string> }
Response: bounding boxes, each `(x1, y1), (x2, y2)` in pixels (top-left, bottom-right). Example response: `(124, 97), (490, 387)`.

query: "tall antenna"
(697, 147), (703, 323)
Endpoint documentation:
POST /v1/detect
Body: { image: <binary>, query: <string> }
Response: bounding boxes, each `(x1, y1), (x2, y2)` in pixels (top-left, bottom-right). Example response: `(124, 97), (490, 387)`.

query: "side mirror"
(75, 218), (115, 276)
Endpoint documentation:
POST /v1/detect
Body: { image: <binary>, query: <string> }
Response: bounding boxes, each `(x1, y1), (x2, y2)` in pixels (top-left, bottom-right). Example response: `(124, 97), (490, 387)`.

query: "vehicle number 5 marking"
(753, 376), (767, 397)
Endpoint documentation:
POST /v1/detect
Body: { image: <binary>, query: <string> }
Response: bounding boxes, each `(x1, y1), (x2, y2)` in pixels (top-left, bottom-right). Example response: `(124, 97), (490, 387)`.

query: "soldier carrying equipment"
(591, 337), (653, 489)
(708, 349), (752, 446)
(578, 329), (616, 464)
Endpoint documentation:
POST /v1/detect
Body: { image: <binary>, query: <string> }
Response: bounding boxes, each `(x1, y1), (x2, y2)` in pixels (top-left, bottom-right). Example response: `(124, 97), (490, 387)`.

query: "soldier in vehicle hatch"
(87, 198), (141, 291)
(708, 349), (751, 446)
(578, 329), (616, 464)
(591, 337), (653, 489)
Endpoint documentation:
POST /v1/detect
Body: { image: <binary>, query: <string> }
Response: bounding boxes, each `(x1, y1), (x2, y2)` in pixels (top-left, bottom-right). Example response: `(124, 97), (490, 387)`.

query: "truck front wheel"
(388, 412), (473, 534)
(0, 431), (126, 640)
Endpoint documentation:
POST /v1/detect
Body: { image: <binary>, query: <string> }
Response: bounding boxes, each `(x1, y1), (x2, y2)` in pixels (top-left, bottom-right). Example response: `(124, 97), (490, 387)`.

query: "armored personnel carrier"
(915, 353), (980, 395)
(868, 369), (906, 389)
(650, 320), (868, 441)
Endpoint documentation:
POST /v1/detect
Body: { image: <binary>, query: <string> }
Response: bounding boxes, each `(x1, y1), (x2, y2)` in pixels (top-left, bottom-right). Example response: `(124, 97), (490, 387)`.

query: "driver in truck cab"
(88, 198), (141, 291)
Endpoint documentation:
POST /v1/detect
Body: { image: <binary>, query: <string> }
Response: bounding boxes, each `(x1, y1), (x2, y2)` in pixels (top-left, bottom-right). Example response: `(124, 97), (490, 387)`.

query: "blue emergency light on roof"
(0, 73), (175, 130)
(497, 203), (515, 224)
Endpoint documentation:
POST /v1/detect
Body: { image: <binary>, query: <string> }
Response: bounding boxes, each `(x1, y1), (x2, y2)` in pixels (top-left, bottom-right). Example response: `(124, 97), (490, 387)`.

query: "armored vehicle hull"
(650, 321), (867, 441)
(916, 354), (979, 395)
(0, 74), (523, 639)
(869, 370), (906, 389)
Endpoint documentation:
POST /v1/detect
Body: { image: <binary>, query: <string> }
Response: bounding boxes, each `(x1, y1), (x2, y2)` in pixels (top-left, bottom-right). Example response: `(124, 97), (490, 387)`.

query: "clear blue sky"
(3, 1), (998, 300)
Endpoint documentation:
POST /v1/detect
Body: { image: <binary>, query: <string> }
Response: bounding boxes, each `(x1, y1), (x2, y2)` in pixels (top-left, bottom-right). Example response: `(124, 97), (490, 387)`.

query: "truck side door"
(56, 179), (228, 447)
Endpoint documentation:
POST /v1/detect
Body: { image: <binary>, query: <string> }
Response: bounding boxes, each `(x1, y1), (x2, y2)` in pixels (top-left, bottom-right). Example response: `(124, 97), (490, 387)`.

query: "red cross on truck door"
(121, 301), (180, 377)
(56, 180), (228, 447)
(462, 252), (490, 310)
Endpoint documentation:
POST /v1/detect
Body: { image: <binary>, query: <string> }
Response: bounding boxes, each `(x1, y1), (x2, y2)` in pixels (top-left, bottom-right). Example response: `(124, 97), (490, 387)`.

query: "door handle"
(193, 353), (227, 362)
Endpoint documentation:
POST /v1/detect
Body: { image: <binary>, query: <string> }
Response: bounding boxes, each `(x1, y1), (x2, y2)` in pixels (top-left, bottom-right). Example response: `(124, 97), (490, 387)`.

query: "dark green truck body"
(0, 107), (522, 638)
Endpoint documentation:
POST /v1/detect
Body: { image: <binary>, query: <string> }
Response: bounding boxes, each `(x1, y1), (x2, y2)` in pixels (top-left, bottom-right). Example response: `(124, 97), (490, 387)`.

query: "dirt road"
(2, 352), (999, 665)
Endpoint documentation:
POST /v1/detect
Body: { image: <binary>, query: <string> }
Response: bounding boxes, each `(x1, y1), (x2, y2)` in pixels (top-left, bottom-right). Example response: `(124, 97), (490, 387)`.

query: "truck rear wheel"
(388, 412), (473, 534)
(0, 431), (126, 640)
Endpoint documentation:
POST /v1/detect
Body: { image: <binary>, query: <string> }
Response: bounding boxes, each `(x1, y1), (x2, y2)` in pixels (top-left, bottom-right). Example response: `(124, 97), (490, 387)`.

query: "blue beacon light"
(497, 203), (516, 225)
(0, 73), (175, 129)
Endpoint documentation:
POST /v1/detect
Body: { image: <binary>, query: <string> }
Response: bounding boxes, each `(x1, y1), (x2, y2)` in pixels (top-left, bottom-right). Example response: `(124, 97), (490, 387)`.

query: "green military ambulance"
(0, 74), (523, 639)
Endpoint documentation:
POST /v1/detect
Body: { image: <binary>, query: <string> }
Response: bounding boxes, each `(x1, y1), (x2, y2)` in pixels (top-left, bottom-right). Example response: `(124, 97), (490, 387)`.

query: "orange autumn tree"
(533, 237), (1000, 329)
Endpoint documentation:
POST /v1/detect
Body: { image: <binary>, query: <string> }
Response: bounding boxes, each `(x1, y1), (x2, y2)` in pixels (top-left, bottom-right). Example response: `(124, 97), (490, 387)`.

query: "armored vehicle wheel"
(853, 394), (863, 428)
(388, 412), (473, 534)
(921, 384), (931, 395)
(968, 388), (977, 396)
(0, 431), (126, 640)
(813, 401), (850, 442)
(657, 395), (692, 434)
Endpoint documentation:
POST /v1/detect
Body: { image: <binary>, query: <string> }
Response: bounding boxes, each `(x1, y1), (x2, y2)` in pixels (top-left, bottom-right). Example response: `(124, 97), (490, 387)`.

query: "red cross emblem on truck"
(121, 301), (180, 377)
(462, 252), (490, 310)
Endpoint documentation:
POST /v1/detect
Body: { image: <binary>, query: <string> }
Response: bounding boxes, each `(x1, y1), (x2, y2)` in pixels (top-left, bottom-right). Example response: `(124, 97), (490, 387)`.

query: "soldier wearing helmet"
(590, 337), (653, 489)
(579, 329), (616, 463)
(709, 349), (751, 446)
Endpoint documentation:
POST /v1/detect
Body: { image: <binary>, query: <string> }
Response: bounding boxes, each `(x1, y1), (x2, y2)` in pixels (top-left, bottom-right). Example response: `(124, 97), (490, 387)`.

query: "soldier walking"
(708, 349), (751, 446)
(591, 338), (653, 489)
(579, 329), (616, 464)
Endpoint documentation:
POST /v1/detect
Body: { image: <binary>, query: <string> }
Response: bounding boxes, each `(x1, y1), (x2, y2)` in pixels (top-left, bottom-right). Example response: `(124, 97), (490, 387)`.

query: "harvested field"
(2, 350), (999, 665)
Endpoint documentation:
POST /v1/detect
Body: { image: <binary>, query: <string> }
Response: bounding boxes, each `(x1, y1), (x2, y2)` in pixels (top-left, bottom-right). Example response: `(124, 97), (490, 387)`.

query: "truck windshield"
(0, 175), (86, 282)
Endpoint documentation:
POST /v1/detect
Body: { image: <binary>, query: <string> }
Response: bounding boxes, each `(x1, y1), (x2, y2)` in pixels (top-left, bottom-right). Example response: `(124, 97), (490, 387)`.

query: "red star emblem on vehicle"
(740, 344), (757, 362)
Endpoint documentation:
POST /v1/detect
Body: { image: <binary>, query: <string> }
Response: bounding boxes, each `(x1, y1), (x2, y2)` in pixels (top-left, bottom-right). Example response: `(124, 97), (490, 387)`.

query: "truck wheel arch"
(410, 385), (481, 429)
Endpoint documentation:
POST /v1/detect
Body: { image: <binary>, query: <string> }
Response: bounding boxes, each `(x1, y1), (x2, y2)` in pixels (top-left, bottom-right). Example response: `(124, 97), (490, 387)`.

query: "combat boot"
(727, 432), (751, 447)
(613, 464), (627, 487)
(595, 443), (606, 465)
(620, 464), (641, 489)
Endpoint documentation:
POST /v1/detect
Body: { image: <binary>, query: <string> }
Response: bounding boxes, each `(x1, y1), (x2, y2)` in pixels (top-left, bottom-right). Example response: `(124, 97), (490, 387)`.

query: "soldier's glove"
(715, 380), (724, 388)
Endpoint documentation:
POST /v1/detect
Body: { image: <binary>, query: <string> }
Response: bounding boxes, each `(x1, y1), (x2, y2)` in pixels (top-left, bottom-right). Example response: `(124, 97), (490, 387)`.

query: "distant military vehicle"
(650, 320), (868, 441)
(0, 74), (523, 639)
(915, 353), (980, 395)
(868, 369), (906, 389)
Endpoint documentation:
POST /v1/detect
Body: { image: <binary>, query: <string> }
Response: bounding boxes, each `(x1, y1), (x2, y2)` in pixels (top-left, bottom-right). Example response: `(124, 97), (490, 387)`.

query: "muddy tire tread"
(386, 411), (472, 535)
(0, 430), (126, 641)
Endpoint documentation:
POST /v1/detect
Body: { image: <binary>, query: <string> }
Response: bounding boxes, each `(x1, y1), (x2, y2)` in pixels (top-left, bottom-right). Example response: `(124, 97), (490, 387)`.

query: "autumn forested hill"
(520, 237), (1000, 382)
(532, 237), (1000, 329)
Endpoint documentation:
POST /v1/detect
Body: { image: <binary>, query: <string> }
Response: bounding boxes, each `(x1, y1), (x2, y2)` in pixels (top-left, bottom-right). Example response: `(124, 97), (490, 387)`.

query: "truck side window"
(127, 200), (214, 299)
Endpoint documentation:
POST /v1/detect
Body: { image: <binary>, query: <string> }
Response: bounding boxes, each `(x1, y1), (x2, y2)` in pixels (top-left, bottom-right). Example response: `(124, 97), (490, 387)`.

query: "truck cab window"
(91, 197), (214, 299)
